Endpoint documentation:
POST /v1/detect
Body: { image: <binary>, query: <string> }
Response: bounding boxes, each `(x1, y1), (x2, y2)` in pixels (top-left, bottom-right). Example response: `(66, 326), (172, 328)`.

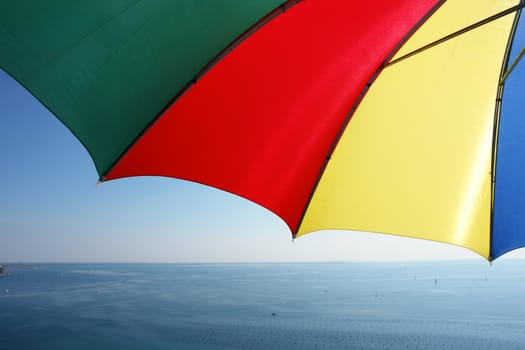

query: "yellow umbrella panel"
(298, 0), (520, 259)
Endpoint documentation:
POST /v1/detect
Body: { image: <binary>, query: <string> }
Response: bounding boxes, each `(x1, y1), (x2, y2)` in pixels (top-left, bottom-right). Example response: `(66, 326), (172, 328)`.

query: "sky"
(1, 69), (524, 264)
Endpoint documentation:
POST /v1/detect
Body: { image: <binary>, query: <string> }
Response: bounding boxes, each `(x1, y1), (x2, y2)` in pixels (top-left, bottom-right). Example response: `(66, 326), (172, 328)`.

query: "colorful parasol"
(1, 0), (524, 260)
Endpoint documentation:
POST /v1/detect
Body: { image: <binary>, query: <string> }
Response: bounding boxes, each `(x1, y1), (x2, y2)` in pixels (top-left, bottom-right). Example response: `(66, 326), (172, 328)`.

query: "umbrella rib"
(100, 0), (304, 180)
(293, 0), (447, 235)
(489, 4), (523, 261)
(386, 3), (525, 68)
(177, 0), (304, 90)
(501, 45), (525, 83)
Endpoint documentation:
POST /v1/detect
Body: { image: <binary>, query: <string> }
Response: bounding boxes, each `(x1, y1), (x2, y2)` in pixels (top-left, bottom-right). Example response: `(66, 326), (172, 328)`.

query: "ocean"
(0, 261), (524, 349)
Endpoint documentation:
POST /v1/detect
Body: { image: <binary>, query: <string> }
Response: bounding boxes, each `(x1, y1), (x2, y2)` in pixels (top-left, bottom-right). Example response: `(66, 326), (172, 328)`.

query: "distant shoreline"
(2, 263), (36, 270)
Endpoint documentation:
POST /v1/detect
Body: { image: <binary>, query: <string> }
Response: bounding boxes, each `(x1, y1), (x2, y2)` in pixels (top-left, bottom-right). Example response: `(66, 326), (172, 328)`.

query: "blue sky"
(1, 69), (524, 263)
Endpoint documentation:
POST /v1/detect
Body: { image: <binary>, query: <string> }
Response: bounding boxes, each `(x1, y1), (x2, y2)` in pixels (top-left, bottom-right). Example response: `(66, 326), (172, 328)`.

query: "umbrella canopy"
(1, 0), (524, 260)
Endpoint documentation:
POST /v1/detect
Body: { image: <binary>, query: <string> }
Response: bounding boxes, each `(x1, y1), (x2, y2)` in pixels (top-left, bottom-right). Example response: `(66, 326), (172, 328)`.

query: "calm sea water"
(0, 261), (524, 349)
